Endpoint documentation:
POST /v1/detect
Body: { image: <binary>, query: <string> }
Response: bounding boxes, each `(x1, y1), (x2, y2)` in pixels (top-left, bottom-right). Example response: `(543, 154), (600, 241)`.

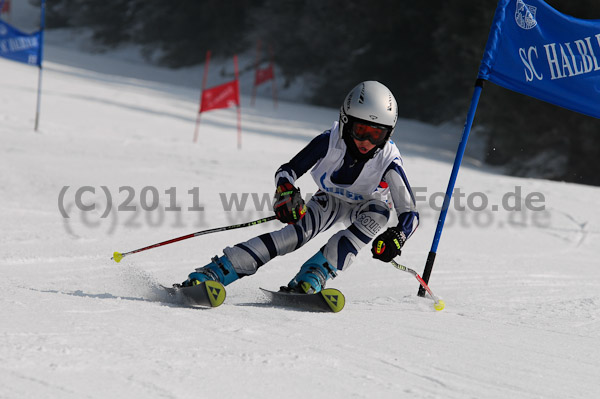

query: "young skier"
(180, 81), (419, 294)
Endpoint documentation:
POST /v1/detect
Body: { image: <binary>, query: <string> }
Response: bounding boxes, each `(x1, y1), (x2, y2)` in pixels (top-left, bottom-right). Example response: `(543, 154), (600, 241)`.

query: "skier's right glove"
(273, 182), (307, 224)
(371, 227), (406, 262)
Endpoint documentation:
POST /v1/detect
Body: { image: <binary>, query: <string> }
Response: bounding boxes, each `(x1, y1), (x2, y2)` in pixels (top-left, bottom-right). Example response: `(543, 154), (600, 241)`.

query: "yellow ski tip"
(322, 289), (345, 313)
(434, 300), (445, 311)
(112, 252), (123, 263)
(204, 280), (226, 307)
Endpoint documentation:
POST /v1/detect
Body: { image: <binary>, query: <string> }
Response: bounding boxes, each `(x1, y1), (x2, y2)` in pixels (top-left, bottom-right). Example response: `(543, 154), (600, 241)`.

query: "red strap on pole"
(193, 50), (211, 143)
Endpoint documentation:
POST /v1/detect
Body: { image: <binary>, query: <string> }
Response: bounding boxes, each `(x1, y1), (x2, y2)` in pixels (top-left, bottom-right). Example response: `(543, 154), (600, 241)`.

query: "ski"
(162, 280), (226, 308)
(259, 287), (345, 313)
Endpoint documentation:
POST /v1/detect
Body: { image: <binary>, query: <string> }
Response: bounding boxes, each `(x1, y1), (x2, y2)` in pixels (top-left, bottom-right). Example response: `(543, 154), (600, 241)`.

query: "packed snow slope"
(2, 34), (600, 399)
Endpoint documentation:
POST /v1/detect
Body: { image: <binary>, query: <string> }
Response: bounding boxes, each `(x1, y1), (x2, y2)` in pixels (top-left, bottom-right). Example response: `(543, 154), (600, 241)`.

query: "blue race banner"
(0, 20), (42, 66)
(478, 0), (600, 119)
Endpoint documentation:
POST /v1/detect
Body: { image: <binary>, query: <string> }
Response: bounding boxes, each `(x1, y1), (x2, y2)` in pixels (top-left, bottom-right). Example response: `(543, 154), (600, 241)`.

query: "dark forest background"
(43, 0), (600, 185)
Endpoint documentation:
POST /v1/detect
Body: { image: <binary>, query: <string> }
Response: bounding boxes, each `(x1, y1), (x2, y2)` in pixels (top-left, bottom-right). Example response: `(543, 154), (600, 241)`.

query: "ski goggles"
(349, 121), (390, 145)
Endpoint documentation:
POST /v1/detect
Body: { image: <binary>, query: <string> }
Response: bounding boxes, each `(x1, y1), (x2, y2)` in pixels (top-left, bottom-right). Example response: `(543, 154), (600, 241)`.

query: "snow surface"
(2, 27), (600, 399)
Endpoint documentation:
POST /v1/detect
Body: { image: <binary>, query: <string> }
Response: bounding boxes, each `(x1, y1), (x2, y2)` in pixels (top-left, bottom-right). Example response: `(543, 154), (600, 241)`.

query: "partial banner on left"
(0, 19), (42, 66)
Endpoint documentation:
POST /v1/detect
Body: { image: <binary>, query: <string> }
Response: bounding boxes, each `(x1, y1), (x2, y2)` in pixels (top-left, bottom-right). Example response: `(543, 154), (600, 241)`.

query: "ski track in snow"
(1, 29), (600, 399)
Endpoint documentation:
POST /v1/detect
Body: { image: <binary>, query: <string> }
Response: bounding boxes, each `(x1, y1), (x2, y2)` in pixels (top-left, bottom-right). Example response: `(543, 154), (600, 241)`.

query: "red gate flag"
(193, 51), (242, 148)
(200, 80), (240, 112)
(250, 40), (278, 108)
(254, 64), (274, 86)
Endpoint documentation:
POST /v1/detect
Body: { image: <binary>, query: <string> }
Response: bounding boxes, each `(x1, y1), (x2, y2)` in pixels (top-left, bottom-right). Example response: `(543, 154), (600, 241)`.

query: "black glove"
(371, 227), (406, 262)
(273, 182), (307, 224)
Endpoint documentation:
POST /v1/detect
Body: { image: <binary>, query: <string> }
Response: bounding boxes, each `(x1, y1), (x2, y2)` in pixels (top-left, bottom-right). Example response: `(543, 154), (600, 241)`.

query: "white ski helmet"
(339, 81), (398, 148)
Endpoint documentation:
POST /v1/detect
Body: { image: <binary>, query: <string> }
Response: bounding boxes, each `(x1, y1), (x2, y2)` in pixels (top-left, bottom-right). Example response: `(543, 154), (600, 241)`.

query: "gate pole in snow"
(234, 54), (242, 149)
(34, 0), (46, 132)
(418, 79), (485, 297)
(250, 40), (261, 107)
(269, 44), (278, 109)
(193, 50), (211, 143)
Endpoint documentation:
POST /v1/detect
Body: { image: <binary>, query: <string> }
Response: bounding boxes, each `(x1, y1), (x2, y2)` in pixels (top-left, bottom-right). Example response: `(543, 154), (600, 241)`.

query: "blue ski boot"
(286, 251), (337, 294)
(182, 255), (240, 287)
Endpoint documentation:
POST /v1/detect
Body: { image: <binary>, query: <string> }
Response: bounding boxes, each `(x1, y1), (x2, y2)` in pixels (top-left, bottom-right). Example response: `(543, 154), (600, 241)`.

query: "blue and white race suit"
(223, 122), (419, 276)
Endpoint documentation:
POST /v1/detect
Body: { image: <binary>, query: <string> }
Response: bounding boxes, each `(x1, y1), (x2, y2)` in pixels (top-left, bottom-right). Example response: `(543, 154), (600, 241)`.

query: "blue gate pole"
(418, 79), (485, 297)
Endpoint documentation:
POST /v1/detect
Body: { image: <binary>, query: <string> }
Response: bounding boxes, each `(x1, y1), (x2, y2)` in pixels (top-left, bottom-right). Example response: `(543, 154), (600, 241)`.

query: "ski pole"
(390, 259), (445, 311)
(111, 215), (277, 263)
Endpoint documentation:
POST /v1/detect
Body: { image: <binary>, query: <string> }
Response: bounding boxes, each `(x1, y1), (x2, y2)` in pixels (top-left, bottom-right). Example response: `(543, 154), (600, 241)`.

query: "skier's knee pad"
(352, 200), (391, 237)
